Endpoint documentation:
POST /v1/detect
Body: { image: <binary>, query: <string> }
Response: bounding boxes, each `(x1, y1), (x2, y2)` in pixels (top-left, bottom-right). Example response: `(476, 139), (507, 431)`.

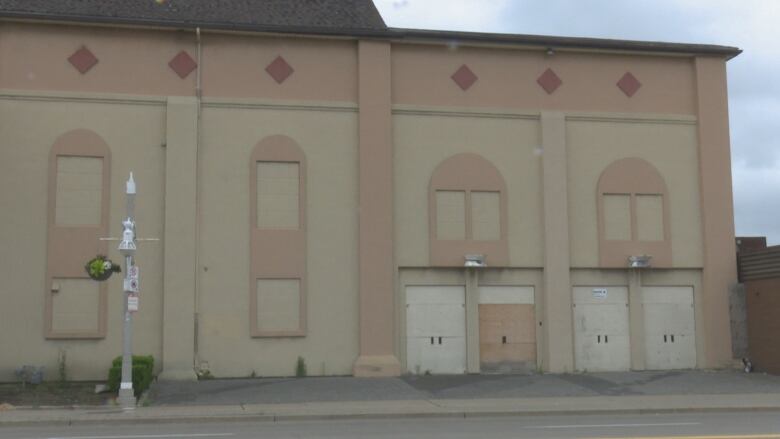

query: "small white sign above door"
(592, 288), (608, 299)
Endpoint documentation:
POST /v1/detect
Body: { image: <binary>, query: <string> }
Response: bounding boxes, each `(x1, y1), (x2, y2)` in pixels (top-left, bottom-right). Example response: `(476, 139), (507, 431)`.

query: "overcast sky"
(375, 0), (780, 245)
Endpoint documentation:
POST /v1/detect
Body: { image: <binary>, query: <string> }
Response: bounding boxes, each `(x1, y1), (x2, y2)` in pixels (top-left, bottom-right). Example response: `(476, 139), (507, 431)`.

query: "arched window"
(249, 135), (307, 337)
(46, 129), (111, 339)
(597, 157), (672, 267)
(428, 153), (509, 267)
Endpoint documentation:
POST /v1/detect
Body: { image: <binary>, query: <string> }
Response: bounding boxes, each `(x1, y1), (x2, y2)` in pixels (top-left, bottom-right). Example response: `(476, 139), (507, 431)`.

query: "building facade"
(0, 1), (740, 380)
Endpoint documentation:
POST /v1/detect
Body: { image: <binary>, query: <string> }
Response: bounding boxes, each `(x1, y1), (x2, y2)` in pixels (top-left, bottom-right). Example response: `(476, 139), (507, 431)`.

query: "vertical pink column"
(694, 56), (737, 367)
(352, 40), (401, 377)
(541, 111), (574, 373)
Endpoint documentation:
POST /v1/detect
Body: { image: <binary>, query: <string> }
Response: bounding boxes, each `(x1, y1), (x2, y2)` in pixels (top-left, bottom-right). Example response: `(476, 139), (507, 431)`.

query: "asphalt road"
(2, 411), (780, 439)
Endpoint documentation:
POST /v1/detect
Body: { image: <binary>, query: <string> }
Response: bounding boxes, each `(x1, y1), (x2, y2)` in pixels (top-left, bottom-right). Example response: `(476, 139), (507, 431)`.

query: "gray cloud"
(733, 165), (780, 241)
(730, 98), (780, 169)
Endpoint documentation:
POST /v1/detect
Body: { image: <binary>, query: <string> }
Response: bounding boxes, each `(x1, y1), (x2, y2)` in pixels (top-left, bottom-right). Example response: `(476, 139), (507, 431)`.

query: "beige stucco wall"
(391, 45), (696, 115)
(566, 117), (703, 268)
(202, 34), (357, 102)
(0, 20), (736, 379)
(0, 94), (166, 381)
(0, 23), (196, 96)
(393, 111), (543, 268)
(694, 57), (737, 367)
(0, 22), (357, 103)
(196, 104), (359, 377)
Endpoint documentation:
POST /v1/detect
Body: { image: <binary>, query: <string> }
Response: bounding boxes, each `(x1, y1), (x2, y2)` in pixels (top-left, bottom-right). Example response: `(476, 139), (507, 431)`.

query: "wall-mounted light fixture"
(464, 254), (487, 268)
(628, 255), (652, 268)
(546, 47), (555, 56)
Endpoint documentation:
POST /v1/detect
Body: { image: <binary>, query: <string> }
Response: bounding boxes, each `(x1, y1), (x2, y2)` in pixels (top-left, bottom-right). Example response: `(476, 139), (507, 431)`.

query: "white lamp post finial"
(126, 172), (136, 195)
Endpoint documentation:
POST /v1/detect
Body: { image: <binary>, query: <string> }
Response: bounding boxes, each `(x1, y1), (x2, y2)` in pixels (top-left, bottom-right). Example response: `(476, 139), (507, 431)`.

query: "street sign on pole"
(128, 294), (139, 312)
(123, 278), (139, 293)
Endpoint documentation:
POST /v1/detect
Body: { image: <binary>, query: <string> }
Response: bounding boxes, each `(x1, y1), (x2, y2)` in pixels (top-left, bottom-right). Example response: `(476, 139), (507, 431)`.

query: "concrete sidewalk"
(151, 370), (780, 405)
(2, 370), (780, 426)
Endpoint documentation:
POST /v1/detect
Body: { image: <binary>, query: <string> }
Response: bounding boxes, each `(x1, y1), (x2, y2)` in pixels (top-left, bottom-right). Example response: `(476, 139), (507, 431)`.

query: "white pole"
(117, 172), (137, 409)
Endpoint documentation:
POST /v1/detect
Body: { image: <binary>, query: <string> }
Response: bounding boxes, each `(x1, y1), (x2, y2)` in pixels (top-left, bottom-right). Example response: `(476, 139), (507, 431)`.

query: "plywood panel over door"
(478, 286), (536, 373)
(51, 278), (100, 333)
(643, 286), (696, 370)
(406, 286), (466, 374)
(573, 286), (630, 372)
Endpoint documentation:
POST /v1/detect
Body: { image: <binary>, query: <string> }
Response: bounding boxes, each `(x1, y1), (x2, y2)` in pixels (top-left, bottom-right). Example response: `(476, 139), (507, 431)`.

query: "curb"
(3, 405), (780, 427)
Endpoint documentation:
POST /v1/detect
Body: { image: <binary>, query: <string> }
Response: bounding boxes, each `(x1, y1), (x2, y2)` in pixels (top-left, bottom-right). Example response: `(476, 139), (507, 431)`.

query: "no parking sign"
(128, 294), (139, 312)
(125, 265), (140, 312)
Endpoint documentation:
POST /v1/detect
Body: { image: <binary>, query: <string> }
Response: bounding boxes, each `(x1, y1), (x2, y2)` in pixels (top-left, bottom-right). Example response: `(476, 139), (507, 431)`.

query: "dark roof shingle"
(0, 0), (387, 32)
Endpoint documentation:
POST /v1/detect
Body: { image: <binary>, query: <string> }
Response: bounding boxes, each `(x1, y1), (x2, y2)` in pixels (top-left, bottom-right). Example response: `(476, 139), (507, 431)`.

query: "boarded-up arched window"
(429, 153), (509, 267)
(46, 129), (111, 339)
(597, 157), (672, 267)
(249, 135), (307, 337)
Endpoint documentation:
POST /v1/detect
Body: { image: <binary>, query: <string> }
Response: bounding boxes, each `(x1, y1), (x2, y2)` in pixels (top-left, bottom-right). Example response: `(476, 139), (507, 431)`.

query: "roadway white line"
(598, 435), (780, 439)
(48, 434), (234, 439)
(523, 422), (701, 429)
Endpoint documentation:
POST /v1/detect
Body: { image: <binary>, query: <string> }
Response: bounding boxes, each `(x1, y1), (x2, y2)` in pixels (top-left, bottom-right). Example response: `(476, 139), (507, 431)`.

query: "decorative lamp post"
(117, 173), (138, 409)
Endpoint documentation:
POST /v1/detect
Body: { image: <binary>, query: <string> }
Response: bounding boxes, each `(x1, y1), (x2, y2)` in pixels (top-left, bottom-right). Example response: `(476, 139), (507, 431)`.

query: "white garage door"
(643, 286), (696, 370)
(406, 286), (466, 375)
(573, 286), (630, 372)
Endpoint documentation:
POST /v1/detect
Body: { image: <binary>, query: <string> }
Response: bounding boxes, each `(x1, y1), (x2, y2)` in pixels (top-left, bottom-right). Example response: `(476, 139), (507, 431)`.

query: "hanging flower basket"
(85, 255), (121, 281)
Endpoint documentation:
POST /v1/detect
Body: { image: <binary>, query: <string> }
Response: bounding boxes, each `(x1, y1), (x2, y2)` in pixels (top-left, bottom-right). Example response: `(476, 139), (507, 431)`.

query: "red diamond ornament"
(265, 56), (294, 84)
(451, 64), (478, 91)
(68, 47), (98, 74)
(168, 51), (198, 79)
(537, 68), (562, 94)
(617, 72), (642, 97)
